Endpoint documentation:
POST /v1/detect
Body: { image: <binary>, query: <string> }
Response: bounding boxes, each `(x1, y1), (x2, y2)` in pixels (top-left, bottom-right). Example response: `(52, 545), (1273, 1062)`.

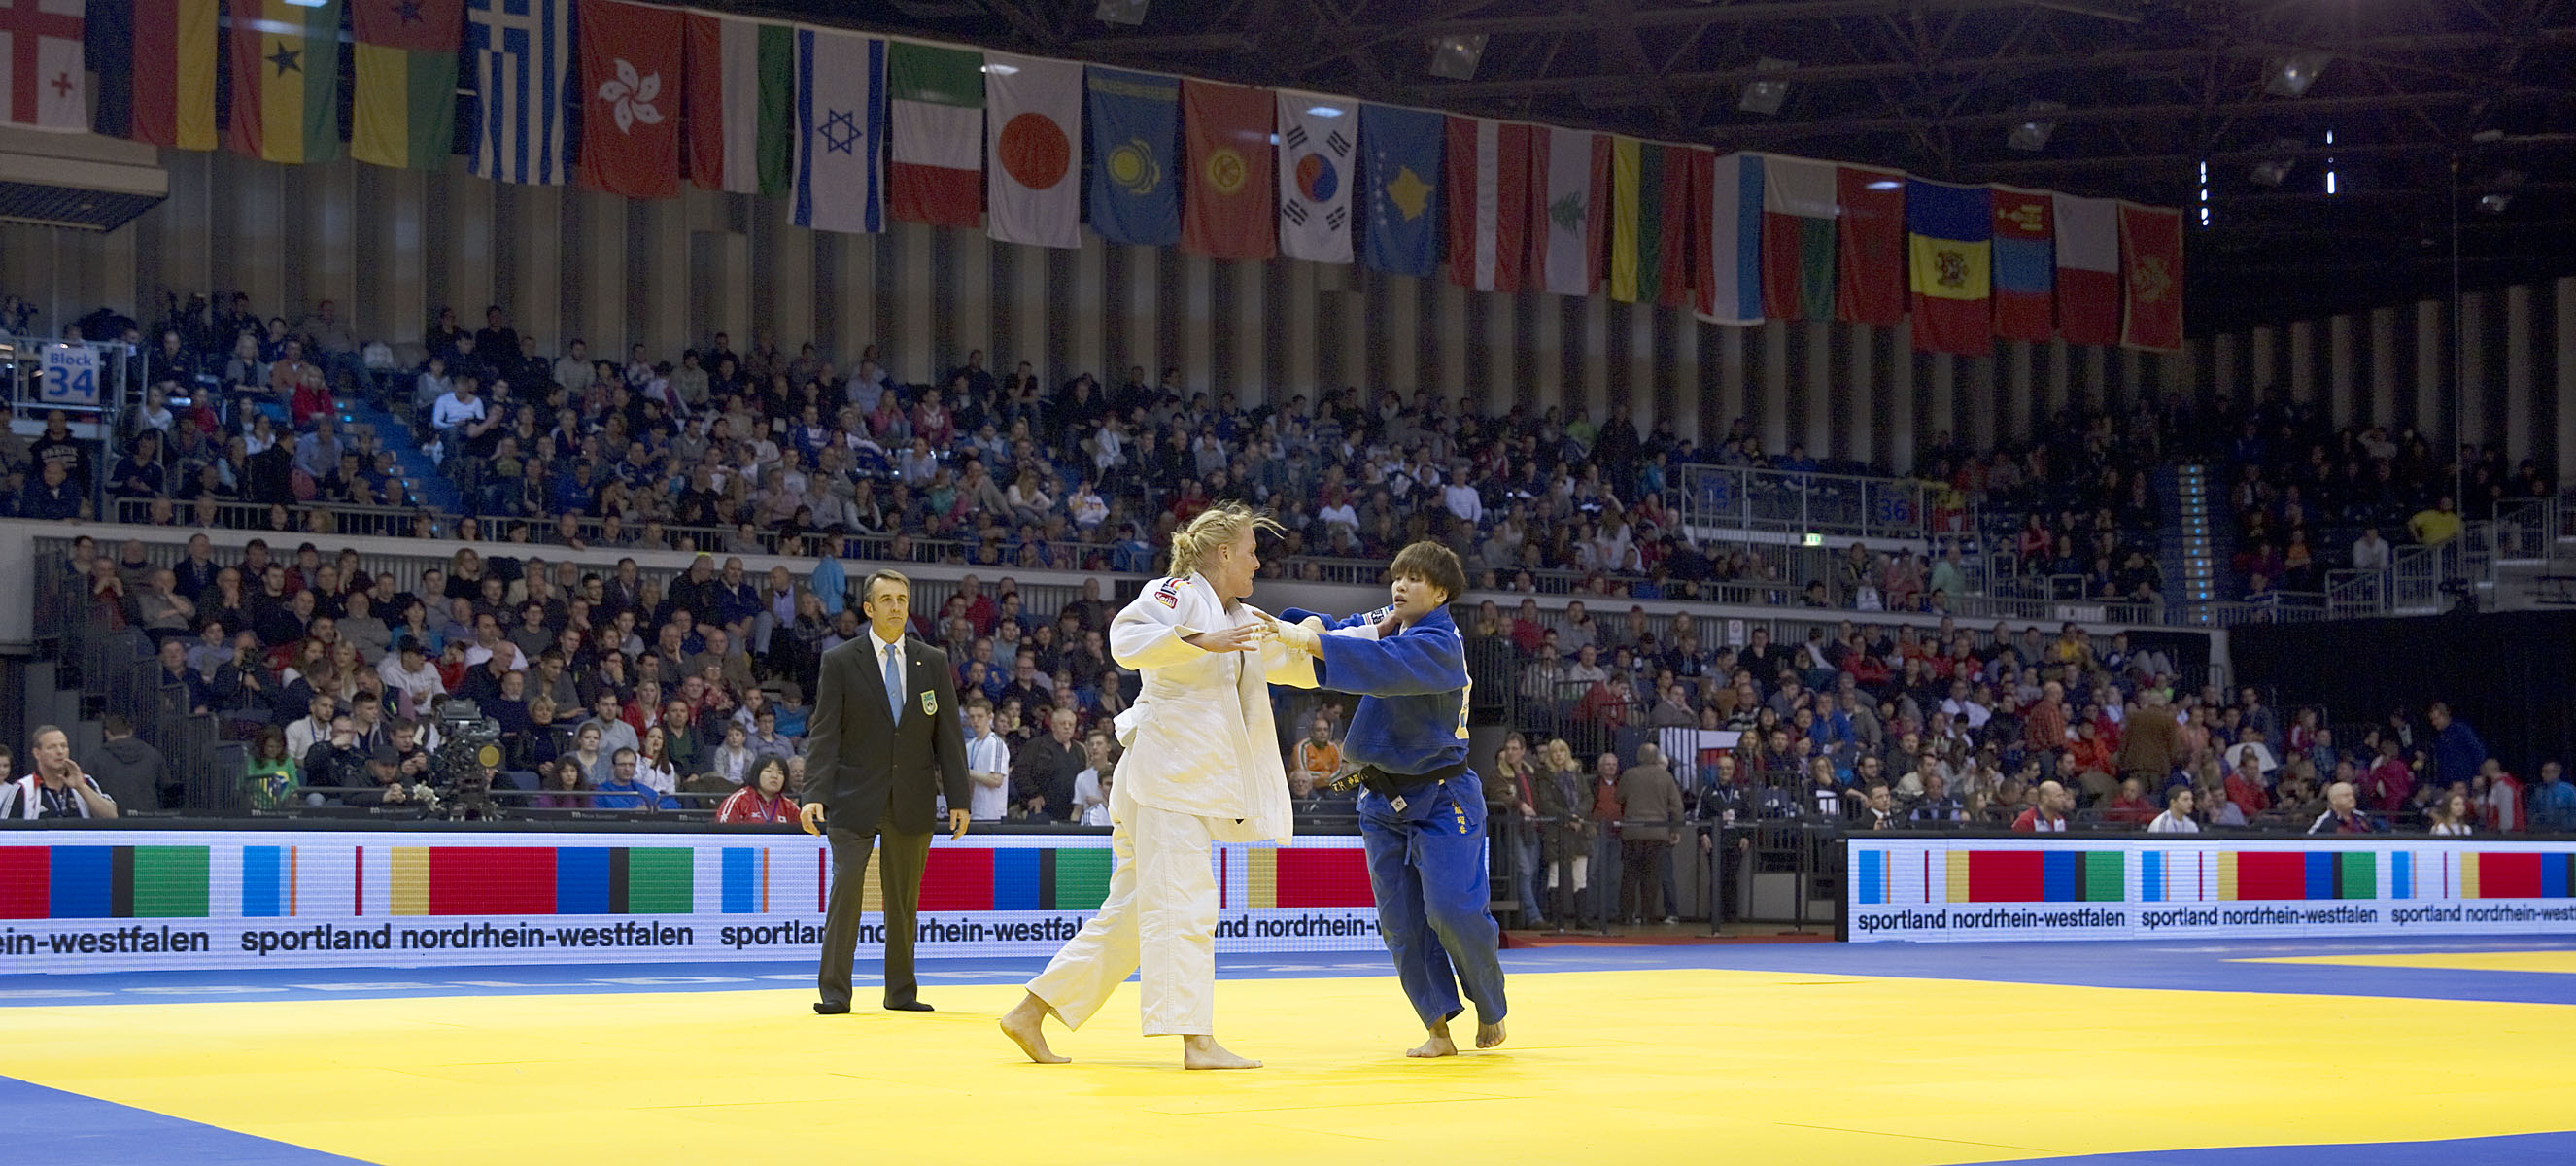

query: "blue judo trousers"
(1281, 604), (1508, 1030)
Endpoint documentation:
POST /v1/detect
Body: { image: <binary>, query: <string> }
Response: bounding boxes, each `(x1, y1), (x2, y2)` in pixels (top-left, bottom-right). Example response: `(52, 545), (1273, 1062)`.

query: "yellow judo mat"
(2241, 949), (2576, 975)
(5, 964), (2575, 1165)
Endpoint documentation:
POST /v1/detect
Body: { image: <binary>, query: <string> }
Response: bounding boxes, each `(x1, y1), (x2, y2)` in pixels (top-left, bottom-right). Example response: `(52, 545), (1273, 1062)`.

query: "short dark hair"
(1390, 541), (1467, 603)
(101, 713), (132, 737)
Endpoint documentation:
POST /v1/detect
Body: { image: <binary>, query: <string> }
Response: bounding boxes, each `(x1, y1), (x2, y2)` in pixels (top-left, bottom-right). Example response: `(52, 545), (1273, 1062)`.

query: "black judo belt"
(1328, 760), (1468, 811)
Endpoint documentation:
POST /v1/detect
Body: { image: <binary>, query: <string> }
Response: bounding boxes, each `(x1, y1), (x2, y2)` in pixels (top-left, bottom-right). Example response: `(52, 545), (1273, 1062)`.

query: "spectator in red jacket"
(2223, 747), (2271, 818)
(716, 756), (799, 824)
(2010, 780), (2073, 832)
(2104, 777), (2158, 825)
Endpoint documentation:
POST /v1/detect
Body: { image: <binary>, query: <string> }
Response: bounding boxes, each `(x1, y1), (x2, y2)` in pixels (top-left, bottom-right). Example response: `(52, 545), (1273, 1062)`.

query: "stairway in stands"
(341, 391), (463, 514)
(2161, 463), (2221, 625)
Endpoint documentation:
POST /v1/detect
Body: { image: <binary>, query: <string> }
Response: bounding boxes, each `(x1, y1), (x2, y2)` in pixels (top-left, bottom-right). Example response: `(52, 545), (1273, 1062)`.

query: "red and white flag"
(2053, 191), (2119, 347)
(1, 0), (86, 131)
(575, 0), (681, 199)
(1532, 126), (1606, 297)
(1443, 116), (1530, 292)
(984, 52), (1080, 249)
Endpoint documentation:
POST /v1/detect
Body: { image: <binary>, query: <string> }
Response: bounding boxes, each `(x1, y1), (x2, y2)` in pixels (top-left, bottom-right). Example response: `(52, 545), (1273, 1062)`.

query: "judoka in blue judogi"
(1272, 541), (1508, 1056)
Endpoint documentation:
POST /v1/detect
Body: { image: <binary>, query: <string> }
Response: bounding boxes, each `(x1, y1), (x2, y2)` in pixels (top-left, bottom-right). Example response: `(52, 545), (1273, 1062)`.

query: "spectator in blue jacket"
(2528, 761), (2576, 833)
(2427, 702), (2488, 789)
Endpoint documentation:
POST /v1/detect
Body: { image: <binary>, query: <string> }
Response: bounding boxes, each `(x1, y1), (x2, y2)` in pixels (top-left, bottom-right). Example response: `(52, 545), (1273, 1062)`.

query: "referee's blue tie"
(883, 645), (903, 723)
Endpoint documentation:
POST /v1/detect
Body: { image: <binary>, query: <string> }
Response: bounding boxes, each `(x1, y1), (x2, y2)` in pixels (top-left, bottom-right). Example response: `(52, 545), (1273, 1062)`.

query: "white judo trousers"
(1024, 777), (1221, 1035)
(1024, 572), (1307, 1037)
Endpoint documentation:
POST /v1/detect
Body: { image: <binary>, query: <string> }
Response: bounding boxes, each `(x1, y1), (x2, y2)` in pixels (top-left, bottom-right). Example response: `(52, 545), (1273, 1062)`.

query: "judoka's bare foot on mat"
(1000, 994), (1069, 1064)
(1407, 1021), (1459, 1058)
(1183, 1035), (1261, 1070)
(1475, 1019), (1507, 1049)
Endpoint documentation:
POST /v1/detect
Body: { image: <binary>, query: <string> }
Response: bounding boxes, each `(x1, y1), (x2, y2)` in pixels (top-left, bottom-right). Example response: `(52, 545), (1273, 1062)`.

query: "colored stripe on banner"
(1273, 847), (1373, 909)
(721, 848), (759, 914)
(2392, 850), (2414, 900)
(1052, 847), (1112, 910)
(1856, 847), (1884, 906)
(2475, 852), (2541, 899)
(2339, 851), (2377, 900)
(2231, 851), (2306, 901)
(992, 848), (1042, 911)
(2140, 850), (2164, 903)
(920, 847), (994, 912)
(1944, 850), (1969, 904)
(245, 845), (285, 917)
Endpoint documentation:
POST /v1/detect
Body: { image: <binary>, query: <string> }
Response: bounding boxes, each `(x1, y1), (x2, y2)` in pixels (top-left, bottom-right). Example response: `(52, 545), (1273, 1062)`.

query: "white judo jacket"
(1108, 573), (1314, 845)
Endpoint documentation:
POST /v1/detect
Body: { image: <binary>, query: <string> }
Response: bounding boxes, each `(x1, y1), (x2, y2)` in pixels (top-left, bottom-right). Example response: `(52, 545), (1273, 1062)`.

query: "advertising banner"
(1846, 836), (2576, 943)
(0, 830), (1378, 973)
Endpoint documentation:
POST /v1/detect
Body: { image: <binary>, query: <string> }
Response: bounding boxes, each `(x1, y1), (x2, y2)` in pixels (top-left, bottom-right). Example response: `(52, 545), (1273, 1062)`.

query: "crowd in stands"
(2192, 395), (2559, 600)
(1464, 595), (2574, 846)
(61, 529), (1213, 823)
(13, 289), (2233, 621)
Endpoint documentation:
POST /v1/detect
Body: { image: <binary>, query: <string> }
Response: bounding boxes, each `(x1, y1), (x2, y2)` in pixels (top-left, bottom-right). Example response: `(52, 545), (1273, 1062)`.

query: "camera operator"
(347, 747), (430, 811)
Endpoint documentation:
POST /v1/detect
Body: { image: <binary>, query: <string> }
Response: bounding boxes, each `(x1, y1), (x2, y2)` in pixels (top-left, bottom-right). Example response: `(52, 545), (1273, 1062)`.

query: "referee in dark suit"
(800, 568), (971, 1013)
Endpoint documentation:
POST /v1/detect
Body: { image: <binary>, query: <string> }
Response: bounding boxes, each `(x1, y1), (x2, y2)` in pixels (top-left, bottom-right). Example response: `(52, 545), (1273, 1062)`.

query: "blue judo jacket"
(1279, 604), (1470, 778)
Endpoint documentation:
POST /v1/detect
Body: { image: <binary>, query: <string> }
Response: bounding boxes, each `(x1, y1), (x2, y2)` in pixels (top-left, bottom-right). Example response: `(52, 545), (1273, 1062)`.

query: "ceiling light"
(2264, 51), (2331, 98)
(1865, 179), (1902, 190)
(1738, 57), (1795, 116)
(1427, 34), (1488, 80)
(1095, 0), (1149, 26)
(2008, 101), (2064, 152)
(980, 63), (1019, 76)
(1303, 105), (1345, 118)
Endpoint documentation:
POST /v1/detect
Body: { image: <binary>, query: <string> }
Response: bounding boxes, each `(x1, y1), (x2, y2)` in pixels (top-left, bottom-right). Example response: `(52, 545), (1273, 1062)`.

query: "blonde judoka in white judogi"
(1000, 504), (1314, 1070)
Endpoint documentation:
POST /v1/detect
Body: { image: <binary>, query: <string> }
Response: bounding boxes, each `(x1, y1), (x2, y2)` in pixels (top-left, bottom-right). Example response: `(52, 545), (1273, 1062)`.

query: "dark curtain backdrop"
(2230, 611), (2576, 777)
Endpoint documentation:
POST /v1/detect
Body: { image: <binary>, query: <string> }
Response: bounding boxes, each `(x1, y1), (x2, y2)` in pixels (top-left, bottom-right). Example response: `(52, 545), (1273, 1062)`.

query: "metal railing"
(1669, 464), (1975, 543)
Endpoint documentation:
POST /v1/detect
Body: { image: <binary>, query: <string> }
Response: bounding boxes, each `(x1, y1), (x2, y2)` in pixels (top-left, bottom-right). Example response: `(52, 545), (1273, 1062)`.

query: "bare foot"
(999, 993), (1069, 1064)
(1182, 1034), (1261, 1070)
(1407, 1020), (1459, 1058)
(1475, 1019), (1507, 1049)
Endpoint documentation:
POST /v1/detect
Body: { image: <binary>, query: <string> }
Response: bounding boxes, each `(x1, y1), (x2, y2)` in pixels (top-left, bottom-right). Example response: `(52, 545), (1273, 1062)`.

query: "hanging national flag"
(1277, 92), (1357, 263)
(1837, 165), (1906, 326)
(1657, 146), (1706, 311)
(1906, 179), (1993, 357)
(352, 0), (463, 169)
(790, 28), (885, 235)
(1534, 126), (1605, 297)
(1085, 66), (1179, 247)
(1606, 137), (1666, 304)
(468, 0), (569, 185)
(1, 0), (83, 130)
(2054, 191), (2119, 347)
(226, 0), (342, 163)
(984, 52), (1080, 249)
(2119, 201), (2183, 352)
(1442, 116), (1529, 293)
(1700, 152), (1763, 326)
(1181, 78), (1275, 261)
(1359, 103), (1440, 278)
(1760, 154), (1837, 321)
(1990, 185), (2055, 343)
(683, 14), (789, 195)
(573, 0), (679, 198)
(887, 41), (983, 228)
(102, 0), (216, 148)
